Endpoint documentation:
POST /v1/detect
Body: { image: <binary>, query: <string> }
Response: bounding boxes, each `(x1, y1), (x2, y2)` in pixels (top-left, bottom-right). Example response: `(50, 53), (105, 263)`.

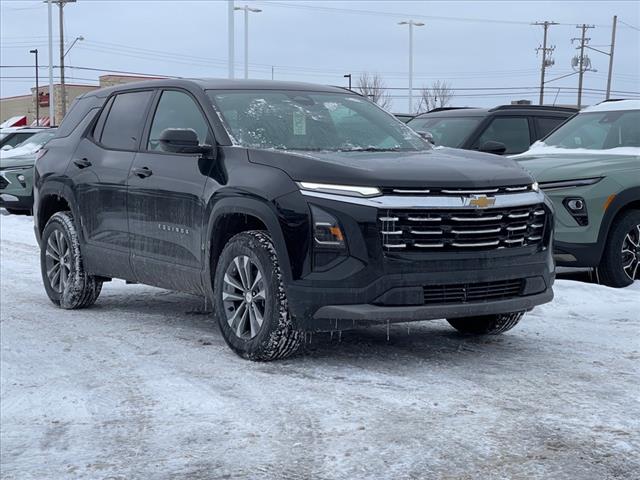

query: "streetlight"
(29, 49), (40, 126)
(344, 73), (352, 90)
(234, 5), (262, 79)
(398, 20), (424, 113)
(64, 35), (84, 58)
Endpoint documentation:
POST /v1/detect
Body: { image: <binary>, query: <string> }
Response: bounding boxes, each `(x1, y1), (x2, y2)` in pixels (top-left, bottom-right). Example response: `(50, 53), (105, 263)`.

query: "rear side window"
(56, 98), (99, 138)
(475, 116), (531, 154)
(97, 91), (153, 150)
(536, 116), (567, 139)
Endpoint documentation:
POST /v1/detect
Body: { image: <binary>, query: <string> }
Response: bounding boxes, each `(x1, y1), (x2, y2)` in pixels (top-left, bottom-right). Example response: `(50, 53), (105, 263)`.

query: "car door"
(127, 89), (215, 292)
(471, 116), (533, 155)
(68, 90), (154, 280)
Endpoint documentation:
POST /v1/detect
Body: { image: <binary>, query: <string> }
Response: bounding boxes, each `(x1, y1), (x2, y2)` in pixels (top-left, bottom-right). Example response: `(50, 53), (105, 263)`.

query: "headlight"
(538, 177), (603, 191)
(298, 182), (381, 198)
(310, 205), (345, 249)
(563, 197), (589, 226)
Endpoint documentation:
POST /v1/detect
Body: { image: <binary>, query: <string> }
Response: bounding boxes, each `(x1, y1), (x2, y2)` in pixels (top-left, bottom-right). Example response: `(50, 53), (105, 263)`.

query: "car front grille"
(0, 175), (8, 190)
(423, 279), (524, 305)
(379, 204), (547, 251)
(381, 185), (533, 195)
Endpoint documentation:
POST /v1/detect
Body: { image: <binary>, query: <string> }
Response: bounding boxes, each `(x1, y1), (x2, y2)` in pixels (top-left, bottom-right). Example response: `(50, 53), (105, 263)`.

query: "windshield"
(407, 116), (482, 148)
(13, 131), (56, 149)
(207, 90), (429, 152)
(542, 110), (640, 150)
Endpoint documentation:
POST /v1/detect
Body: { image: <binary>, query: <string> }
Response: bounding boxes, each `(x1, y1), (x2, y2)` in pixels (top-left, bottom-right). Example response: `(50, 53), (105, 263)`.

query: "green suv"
(514, 100), (639, 287)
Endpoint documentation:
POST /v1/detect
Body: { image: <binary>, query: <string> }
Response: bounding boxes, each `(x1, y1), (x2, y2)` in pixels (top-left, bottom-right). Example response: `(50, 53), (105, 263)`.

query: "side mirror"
(1, 145), (13, 151)
(416, 130), (435, 144)
(479, 140), (507, 155)
(158, 128), (213, 156)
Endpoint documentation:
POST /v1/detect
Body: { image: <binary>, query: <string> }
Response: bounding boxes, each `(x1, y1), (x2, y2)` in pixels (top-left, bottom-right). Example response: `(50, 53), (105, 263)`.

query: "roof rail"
(427, 107), (476, 113)
(488, 104), (578, 112)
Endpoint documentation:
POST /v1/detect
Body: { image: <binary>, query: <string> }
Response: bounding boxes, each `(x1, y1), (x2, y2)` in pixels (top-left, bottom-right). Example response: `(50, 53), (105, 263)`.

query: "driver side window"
(147, 90), (210, 151)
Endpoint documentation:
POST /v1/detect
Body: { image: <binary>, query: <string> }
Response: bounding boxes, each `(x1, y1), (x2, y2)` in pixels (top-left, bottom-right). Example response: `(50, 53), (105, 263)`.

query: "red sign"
(38, 92), (50, 107)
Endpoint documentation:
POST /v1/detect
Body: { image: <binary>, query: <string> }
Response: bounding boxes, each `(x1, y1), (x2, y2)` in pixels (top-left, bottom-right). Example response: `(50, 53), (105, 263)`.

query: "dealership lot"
(1, 210), (638, 479)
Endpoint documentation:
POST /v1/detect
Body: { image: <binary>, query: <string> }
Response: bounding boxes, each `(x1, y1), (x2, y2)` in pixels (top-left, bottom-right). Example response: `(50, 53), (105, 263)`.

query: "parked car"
(394, 113), (414, 123)
(34, 79), (554, 361)
(513, 99), (639, 287)
(0, 129), (56, 215)
(408, 105), (577, 155)
(0, 127), (49, 150)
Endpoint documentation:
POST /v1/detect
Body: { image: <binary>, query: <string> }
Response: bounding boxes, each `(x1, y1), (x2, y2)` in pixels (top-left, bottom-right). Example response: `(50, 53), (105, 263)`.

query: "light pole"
(30, 49), (40, 126)
(64, 35), (84, 58)
(234, 4), (262, 79)
(53, 0), (77, 119)
(398, 20), (424, 113)
(344, 73), (352, 90)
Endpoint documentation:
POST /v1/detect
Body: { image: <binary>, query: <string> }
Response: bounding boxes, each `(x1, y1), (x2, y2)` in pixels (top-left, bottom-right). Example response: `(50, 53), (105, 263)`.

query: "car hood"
(248, 147), (533, 188)
(0, 144), (41, 160)
(0, 153), (36, 169)
(513, 151), (639, 183)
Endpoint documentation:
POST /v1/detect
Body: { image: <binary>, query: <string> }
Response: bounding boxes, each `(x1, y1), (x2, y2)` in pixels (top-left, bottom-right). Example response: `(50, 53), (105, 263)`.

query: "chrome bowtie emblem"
(468, 195), (496, 208)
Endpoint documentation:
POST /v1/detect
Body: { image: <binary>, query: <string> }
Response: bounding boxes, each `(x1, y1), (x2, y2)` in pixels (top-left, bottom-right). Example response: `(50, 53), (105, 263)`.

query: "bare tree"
(417, 80), (454, 113)
(356, 72), (392, 110)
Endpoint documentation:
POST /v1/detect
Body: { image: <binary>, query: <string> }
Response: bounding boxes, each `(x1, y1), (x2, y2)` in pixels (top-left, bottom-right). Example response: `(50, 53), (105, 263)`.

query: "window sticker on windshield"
(293, 111), (306, 135)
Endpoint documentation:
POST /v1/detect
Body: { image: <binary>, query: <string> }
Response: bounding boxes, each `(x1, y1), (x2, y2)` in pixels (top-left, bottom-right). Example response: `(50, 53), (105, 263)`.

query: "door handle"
(132, 166), (153, 178)
(73, 158), (92, 169)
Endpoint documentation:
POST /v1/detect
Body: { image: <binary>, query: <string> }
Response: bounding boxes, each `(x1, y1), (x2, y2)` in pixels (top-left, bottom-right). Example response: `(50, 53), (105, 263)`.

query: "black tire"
(40, 211), (102, 309)
(447, 311), (524, 335)
(598, 210), (640, 288)
(213, 230), (303, 361)
(5, 208), (30, 216)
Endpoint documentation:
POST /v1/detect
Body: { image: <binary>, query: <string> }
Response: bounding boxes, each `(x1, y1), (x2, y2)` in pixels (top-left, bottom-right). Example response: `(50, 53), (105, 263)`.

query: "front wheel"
(213, 230), (303, 361)
(598, 210), (640, 288)
(447, 311), (524, 335)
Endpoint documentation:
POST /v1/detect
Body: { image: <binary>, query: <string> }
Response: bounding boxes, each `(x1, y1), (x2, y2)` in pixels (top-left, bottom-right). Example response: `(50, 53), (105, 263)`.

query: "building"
(0, 74), (167, 126)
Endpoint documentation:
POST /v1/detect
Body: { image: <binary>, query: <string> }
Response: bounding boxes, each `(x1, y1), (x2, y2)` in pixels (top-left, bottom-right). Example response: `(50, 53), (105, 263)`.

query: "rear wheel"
(447, 311), (524, 335)
(598, 210), (640, 288)
(213, 230), (303, 361)
(40, 211), (102, 308)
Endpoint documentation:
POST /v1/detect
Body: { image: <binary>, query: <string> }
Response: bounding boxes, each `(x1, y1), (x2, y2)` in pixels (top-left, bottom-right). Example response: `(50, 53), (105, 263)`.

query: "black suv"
(34, 79), (554, 361)
(408, 105), (577, 155)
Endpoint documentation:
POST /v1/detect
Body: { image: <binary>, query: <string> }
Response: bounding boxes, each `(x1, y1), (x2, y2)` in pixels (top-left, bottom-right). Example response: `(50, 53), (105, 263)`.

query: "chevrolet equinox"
(34, 79), (555, 361)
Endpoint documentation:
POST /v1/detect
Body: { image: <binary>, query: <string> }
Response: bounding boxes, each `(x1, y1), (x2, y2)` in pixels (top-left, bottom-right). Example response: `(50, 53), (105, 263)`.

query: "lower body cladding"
(286, 248), (555, 332)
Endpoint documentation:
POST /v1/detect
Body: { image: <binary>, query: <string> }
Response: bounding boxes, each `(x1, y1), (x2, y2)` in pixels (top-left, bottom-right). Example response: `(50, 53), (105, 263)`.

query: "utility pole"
(47, 0), (55, 126)
(606, 15), (617, 99)
(398, 20), (425, 113)
(343, 73), (352, 90)
(572, 24), (595, 109)
(234, 4), (262, 79)
(228, 0), (235, 79)
(52, 0), (76, 119)
(30, 49), (40, 126)
(533, 21), (558, 105)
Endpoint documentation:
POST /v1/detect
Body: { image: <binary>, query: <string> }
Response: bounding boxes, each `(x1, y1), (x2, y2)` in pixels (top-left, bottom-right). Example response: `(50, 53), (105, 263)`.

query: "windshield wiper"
(338, 147), (404, 152)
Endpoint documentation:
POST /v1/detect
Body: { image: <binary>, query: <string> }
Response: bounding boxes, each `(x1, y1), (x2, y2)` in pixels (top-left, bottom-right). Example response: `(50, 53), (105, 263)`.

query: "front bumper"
(0, 167), (33, 212)
(278, 187), (555, 331)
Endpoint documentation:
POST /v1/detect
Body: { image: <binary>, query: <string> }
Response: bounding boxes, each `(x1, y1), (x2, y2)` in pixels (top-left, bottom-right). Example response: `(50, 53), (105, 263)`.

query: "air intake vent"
(379, 204), (547, 251)
(423, 279), (524, 305)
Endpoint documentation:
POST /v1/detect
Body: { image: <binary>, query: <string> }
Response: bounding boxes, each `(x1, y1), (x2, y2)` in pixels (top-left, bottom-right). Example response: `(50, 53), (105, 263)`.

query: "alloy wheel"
(45, 229), (71, 293)
(621, 224), (640, 281)
(222, 255), (266, 339)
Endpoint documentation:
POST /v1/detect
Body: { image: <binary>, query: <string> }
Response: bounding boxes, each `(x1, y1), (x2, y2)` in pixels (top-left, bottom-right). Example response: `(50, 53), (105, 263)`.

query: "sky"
(1, 0), (639, 112)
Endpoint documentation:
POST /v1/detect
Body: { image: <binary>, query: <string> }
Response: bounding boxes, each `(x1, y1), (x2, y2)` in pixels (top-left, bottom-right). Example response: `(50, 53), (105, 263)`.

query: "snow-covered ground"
(1, 210), (638, 480)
